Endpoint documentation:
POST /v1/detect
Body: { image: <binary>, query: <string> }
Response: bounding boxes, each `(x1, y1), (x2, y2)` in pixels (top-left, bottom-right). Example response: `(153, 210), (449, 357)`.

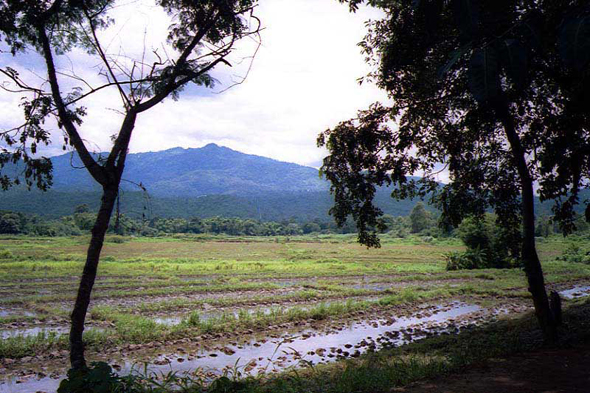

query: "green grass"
(66, 297), (590, 393)
(1, 233), (589, 367)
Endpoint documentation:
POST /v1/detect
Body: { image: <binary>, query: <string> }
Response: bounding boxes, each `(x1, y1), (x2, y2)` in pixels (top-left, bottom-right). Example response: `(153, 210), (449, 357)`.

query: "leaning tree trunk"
(498, 105), (558, 341)
(69, 184), (119, 369)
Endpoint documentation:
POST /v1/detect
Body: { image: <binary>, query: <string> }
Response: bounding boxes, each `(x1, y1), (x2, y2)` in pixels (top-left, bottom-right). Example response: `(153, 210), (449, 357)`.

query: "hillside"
(2, 144), (584, 221)
(0, 188), (422, 221)
(49, 144), (328, 197)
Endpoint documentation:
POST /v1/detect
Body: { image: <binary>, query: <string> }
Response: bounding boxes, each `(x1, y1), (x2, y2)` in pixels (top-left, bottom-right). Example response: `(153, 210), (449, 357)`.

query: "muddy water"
(0, 302), (489, 393)
(0, 309), (36, 318)
(560, 285), (590, 299)
(0, 326), (106, 340)
(152, 298), (382, 326)
(142, 303), (484, 377)
(2, 279), (587, 393)
(0, 327), (69, 339)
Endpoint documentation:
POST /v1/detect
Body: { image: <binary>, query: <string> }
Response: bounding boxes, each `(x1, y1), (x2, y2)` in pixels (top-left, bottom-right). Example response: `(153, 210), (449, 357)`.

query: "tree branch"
(37, 24), (107, 185)
(82, 6), (131, 109)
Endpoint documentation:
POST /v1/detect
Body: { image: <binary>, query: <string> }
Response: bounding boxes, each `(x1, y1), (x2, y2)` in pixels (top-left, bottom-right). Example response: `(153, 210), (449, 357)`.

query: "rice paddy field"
(0, 234), (589, 392)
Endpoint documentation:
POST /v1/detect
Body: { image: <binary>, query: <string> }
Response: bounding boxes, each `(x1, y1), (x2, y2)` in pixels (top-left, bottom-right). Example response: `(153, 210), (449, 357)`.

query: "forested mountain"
(1, 144), (585, 221)
(0, 188), (422, 221)
(49, 144), (328, 196)
(0, 144), (426, 220)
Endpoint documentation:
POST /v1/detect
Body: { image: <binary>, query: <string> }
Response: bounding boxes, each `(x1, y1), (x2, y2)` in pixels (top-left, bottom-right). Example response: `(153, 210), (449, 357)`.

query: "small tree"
(320, 0), (590, 340)
(409, 202), (431, 233)
(1, 0), (260, 369)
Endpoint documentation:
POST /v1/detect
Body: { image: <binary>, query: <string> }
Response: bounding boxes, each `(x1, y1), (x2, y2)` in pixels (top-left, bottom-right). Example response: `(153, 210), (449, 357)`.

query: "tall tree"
(0, 0), (260, 369)
(409, 202), (431, 233)
(319, 0), (590, 340)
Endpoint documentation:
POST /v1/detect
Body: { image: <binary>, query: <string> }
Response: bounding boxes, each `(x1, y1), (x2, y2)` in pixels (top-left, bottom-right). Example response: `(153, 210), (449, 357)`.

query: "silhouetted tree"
(0, 0), (260, 369)
(409, 202), (431, 233)
(320, 0), (590, 340)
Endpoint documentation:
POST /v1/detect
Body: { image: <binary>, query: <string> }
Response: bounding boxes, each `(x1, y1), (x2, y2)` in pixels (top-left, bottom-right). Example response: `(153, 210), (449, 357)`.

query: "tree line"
(3, 202), (588, 241)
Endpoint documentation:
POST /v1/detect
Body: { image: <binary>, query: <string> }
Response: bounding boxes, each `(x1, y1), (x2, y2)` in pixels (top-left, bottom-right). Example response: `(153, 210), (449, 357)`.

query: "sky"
(0, 0), (387, 169)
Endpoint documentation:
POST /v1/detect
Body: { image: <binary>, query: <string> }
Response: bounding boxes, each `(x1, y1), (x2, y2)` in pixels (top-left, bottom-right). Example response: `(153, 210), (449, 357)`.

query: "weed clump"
(556, 243), (590, 264)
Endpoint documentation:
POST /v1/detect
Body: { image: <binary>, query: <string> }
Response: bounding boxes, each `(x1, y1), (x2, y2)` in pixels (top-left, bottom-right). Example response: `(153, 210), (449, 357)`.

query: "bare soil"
(395, 341), (590, 393)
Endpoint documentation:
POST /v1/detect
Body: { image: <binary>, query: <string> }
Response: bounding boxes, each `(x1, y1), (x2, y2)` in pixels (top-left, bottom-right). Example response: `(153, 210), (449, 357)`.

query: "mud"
(0, 300), (530, 393)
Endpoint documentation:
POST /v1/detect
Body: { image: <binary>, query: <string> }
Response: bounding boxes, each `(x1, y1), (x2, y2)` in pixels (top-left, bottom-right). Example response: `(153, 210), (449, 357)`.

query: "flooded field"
(0, 235), (588, 392)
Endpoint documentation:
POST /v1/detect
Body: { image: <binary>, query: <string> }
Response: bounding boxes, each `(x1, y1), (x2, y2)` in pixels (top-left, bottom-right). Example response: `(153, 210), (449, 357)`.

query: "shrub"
(557, 243), (590, 264)
(447, 215), (521, 271)
(446, 248), (490, 270)
(58, 362), (122, 393)
(105, 235), (128, 244)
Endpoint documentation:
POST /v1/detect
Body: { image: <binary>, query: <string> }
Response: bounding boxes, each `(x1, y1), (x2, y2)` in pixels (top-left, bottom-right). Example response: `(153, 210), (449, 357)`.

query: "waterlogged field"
(0, 234), (589, 392)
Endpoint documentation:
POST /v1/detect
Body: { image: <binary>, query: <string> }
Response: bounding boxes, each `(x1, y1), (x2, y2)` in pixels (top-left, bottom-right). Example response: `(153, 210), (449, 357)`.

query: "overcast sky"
(0, 0), (387, 168)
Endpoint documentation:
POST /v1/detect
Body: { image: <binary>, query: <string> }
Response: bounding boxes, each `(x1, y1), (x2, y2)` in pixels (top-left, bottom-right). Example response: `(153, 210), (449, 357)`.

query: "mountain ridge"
(3, 144), (583, 221)
(49, 143), (328, 197)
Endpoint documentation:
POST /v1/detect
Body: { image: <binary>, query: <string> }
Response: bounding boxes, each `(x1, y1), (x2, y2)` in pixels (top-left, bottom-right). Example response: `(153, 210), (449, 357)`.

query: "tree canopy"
(320, 0), (590, 246)
(319, 0), (590, 339)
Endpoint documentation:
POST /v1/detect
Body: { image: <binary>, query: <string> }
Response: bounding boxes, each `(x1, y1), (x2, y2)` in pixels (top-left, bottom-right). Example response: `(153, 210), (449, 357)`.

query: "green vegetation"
(0, 234), (589, 361)
(56, 297), (590, 393)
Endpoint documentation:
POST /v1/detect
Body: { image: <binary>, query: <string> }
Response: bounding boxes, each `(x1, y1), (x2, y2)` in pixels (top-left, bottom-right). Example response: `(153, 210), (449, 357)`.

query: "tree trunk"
(69, 185), (118, 369)
(498, 105), (558, 341)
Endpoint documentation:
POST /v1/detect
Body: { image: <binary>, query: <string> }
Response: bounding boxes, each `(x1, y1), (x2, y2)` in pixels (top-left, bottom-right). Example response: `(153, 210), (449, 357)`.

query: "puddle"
(154, 316), (184, 325)
(349, 283), (393, 291)
(0, 377), (60, 393)
(560, 285), (590, 299)
(1, 302), (485, 392)
(269, 279), (305, 288)
(153, 299), (382, 326)
(154, 308), (293, 326)
(89, 288), (297, 309)
(0, 310), (37, 318)
(1, 326), (70, 339)
(0, 326), (104, 340)
(143, 303), (484, 378)
(0, 290), (565, 393)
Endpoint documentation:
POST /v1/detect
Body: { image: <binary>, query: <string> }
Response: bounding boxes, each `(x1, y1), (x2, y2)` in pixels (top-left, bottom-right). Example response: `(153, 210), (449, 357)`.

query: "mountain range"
(0, 144), (423, 220)
(50, 144), (329, 197)
(1, 144), (581, 221)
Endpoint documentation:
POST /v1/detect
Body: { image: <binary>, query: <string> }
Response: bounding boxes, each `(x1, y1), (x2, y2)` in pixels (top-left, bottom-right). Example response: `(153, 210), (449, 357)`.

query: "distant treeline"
(1, 202), (587, 238)
(0, 203), (432, 237)
(0, 207), (359, 237)
(0, 188), (425, 222)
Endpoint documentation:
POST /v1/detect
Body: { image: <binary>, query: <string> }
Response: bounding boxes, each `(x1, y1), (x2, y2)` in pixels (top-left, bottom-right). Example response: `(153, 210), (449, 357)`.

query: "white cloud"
(1, 0), (387, 168)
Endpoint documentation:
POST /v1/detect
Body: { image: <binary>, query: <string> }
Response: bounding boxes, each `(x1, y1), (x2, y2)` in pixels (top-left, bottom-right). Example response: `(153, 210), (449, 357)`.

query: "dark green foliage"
(320, 0), (590, 245)
(558, 11), (590, 72)
(535, 215), (553, 238)
(74, 204), (90, 214)
(408, 202), (433, 233)
(0, 212), (22, 234)
(58, 362), (122, 393)
(468, 47), (501, 104)
(556, 242), (590, 264)
(446, 215), (519, 270)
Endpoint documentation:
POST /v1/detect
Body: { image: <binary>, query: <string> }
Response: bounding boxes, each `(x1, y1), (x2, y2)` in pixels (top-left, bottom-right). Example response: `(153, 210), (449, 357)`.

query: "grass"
(66, 297), (590, 393)
(1, 232), (589, 389)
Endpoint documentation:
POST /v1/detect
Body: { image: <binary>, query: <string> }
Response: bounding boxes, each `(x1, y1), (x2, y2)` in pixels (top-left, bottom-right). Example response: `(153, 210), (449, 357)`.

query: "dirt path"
(395, 342), (590, 393)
